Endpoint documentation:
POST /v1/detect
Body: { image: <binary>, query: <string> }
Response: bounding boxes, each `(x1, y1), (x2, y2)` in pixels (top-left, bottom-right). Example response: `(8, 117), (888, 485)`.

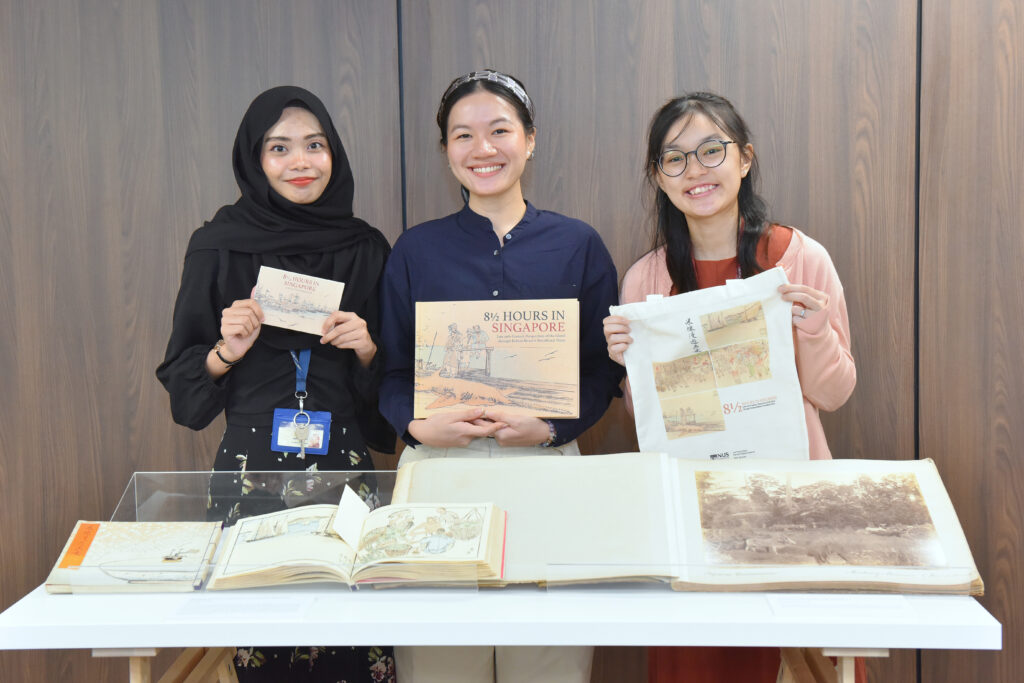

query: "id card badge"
(272, 409), (331, 456)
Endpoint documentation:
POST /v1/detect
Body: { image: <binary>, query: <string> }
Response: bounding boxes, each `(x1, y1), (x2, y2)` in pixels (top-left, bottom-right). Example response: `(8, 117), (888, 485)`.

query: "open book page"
(392, 453), (675, 584)
(352, 503), (504, 582)
(414, 299), (579, 419)
(45, 521), (222, 594)
(206, 504), (356, 590)
(253, 265), (345, 336)
(670, 457), (983, 594)
(610, 268), (809, 460)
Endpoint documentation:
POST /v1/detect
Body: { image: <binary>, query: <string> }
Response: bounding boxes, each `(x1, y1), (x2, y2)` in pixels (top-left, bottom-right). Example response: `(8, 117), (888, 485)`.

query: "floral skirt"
(210, 422), (395, 683)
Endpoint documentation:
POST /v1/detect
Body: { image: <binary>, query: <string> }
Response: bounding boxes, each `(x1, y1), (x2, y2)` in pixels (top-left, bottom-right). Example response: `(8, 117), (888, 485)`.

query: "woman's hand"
(321, 310), (376, 367)
(206, 298), (263, 378)
(778, 284), (829, 323)
(476, 408), (551, 447)
(219, 298), (264, 360)
(603, 314), (633, 366)
(407, 408), (506, 448)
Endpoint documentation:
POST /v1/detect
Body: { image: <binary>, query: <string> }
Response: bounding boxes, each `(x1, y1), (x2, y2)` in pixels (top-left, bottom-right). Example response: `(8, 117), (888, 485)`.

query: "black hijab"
(185, 86), (390, 348)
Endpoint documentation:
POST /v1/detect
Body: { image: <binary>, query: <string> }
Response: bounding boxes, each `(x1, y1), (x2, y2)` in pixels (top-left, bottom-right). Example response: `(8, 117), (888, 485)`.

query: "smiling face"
(655, 112), (753, 228)
(444, 91), (535, 206)
(260, 106), (332, 204)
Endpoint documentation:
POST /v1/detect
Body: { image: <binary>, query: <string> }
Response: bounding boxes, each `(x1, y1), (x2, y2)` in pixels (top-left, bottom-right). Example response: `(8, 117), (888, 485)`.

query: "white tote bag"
(610, 267), (809, 460)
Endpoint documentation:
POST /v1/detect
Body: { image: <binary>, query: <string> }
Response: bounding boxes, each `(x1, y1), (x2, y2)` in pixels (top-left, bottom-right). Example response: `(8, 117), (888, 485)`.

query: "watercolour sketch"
(213, 503), (494, 583)
(253, 265), (345, 335)
(653, 302), (771, 440)
(609, 268), (809, 460)
(414, 299), (579, 418)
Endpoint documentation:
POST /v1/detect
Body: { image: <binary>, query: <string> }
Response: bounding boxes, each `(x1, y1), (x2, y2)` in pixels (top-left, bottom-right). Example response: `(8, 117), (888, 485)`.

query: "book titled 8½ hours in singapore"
(413, 299), (579, 419)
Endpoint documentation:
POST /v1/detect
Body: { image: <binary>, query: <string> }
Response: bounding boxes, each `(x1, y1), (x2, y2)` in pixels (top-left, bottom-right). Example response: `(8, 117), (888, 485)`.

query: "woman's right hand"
(603, 314), (633, 366)
(219, 298), (265, 362)
(407, 408), (506, 448)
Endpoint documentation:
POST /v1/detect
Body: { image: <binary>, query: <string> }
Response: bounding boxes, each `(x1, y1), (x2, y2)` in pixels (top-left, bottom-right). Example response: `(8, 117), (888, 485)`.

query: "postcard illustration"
(652, 302), (772, 439)
(254, 266), (345, 335)
(414, 299), (579, 418)
(694, 470), (946, 568)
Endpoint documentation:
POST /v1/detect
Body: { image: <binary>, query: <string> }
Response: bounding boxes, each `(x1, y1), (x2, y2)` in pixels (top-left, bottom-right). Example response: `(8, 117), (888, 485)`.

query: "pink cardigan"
(619, 228), (856, 460)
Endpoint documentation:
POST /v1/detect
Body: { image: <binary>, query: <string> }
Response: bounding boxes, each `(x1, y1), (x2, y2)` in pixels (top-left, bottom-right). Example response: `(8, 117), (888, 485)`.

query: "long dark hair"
(645, 92), (769, 293)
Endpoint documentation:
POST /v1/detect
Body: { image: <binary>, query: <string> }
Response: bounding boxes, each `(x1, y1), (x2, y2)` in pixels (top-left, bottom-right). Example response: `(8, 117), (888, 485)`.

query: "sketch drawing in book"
(205, 488), (505, 590)
(413, 299), (579, 418)
(45, 521), (223, 593)
(253, 265), (346, 336)
(610, 267), (808, 460)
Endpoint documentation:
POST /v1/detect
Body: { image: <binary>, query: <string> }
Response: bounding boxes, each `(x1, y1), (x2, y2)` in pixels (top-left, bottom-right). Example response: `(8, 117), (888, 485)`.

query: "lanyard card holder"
(270, 349), (331, 459)
(272, 408), (331, 457)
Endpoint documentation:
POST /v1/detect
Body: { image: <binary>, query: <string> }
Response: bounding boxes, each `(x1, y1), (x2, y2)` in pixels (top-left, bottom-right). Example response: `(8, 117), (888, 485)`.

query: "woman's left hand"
(778, 284), (829, 323)
(474, 408), (552, 448)
(321, 310), (376, 367)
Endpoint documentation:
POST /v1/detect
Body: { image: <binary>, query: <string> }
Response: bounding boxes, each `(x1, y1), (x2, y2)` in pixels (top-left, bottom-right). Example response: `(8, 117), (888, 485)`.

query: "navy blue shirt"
(379, 202), (624, 446)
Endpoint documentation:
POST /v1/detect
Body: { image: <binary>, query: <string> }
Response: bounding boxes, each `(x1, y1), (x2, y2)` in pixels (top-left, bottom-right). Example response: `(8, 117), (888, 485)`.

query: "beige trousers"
(395, 645), (594, 683)
(396, 438), (589, 682)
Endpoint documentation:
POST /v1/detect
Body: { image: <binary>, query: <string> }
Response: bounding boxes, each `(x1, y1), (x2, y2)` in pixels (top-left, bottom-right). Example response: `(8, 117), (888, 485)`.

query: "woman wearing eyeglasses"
(603, 92), (859, 681)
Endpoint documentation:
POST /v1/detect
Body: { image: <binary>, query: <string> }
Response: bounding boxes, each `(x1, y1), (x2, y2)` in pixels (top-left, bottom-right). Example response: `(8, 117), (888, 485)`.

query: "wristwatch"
(213, 339), (241, 367)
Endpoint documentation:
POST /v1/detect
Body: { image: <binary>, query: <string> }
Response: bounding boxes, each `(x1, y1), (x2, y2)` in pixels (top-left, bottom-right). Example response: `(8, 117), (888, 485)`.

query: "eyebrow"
(663, 132), (722, 152)
(264, 132), (327, 144)
(449, 117), (515, 132)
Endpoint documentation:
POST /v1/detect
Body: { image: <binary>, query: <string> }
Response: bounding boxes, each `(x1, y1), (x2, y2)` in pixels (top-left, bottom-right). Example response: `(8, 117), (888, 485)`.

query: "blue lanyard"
(289, 349), (311, 396)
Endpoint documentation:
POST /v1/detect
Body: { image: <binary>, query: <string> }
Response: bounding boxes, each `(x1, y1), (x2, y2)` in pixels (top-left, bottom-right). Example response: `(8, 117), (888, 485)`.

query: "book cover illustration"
(46, 521), (222, 593)
(253, 265), (345, 335)
(414, 299), (579, 418)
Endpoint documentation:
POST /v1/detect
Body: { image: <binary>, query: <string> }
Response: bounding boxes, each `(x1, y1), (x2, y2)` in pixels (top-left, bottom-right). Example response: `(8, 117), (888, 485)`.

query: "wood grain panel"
(0, 1), (399, 680)
(401, 1), (918, 680)
(919, 0), (1023, 681)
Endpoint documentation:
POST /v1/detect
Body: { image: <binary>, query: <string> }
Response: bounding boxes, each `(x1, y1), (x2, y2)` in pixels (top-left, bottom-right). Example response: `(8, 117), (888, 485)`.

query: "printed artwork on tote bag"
(610, 268), (808, 460)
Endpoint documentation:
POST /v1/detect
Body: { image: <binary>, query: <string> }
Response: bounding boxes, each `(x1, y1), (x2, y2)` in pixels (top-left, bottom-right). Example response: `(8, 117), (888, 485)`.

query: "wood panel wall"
(0, 1), (1019, 682)
(919, 0), (1024, 680)
(0, 1), (400, 680)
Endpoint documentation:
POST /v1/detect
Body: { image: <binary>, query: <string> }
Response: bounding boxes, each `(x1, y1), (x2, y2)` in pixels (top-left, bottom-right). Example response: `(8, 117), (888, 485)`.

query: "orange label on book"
(58, 522), (100, 568)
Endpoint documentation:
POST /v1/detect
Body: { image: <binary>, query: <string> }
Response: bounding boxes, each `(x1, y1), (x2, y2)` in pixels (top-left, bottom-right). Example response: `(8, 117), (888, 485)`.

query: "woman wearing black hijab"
(157, 86), (395, 682)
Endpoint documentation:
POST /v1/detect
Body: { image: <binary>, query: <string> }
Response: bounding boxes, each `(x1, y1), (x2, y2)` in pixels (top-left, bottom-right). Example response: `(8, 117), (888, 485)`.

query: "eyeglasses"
(655, 139), (734, 177)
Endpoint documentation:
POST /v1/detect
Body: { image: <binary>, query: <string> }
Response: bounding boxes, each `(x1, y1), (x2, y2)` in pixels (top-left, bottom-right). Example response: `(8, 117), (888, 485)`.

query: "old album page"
(669, 457), (983, 594)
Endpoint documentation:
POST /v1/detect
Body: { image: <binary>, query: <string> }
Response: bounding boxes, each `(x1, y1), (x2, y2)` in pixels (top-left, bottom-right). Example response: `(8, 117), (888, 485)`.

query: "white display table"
(0, 582), (1002, 682)
(0, 584), (1001, 651)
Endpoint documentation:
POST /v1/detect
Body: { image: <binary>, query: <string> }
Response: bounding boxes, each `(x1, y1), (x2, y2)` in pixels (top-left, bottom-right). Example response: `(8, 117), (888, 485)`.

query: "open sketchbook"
(46, 496), (505, 593)
(206, 498), (505, 590)
(392, 453), (982, 595)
